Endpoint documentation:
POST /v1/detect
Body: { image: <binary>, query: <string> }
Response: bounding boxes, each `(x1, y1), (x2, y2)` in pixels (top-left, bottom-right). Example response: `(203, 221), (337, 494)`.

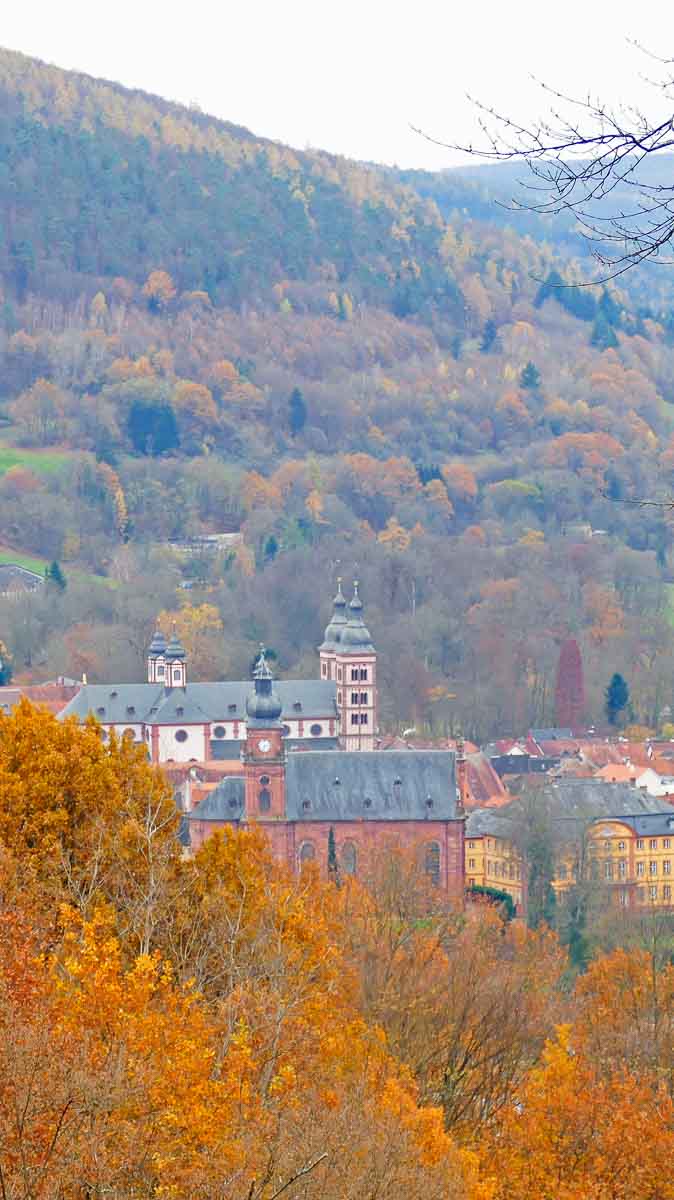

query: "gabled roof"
(284, 750), (459, 822)
(465, 752), (510, 808)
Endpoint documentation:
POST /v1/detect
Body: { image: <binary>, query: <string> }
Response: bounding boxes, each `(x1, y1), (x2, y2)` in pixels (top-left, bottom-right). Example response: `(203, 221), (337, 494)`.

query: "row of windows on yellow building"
(464, 811), (674, 915)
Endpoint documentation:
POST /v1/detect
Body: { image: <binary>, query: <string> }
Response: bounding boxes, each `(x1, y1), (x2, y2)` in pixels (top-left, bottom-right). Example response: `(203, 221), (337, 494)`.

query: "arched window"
(341, 841), (357, 876)
(259, 787), (271, 813)
(425, 842), (441, 887)
(299, 841), (316, 866)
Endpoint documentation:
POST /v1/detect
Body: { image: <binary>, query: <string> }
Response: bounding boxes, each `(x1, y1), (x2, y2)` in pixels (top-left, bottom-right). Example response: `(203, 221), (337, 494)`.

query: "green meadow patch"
(0, 443), (73, 478)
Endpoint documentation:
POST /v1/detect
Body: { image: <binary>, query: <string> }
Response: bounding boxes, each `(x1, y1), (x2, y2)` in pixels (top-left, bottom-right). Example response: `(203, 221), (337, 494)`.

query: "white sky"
(3, 0), (674, 169)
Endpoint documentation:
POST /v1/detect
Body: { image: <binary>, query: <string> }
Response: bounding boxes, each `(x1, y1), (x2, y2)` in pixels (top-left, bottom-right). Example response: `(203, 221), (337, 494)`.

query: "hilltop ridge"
(1, 49), (674, 738)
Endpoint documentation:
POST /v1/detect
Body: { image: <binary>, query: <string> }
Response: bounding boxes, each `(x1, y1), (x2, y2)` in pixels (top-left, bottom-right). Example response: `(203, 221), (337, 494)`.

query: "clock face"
(258, 738), (272, 753)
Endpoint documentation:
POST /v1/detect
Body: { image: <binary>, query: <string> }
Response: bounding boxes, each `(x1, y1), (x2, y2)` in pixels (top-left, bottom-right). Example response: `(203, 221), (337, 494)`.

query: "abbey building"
(61, 581), (378, 761)
(60, 582), (466, 896)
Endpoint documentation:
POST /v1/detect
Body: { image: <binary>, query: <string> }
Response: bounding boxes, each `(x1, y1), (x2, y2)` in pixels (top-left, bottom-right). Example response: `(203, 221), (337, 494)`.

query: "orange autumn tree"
(485, 1026), (674, 1200)
(0, 824), (490, 1200)
(338, 846), (564, 1138)
(0, 699), (180, 951)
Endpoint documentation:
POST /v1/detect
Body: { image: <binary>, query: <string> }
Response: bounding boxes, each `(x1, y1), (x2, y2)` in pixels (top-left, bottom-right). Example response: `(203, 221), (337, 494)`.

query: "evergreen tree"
(328, 826), (339, 883)
(480, 318), (497, 352)
(45, 561), (66, 591)
(0, 639), (13, 685)
(520, 361), (541, 390)
(599, 287), (622, 327)
(263, 534), (279, 562)
(605, 673), (629, 726)
(591, 314), (619, 350)
(127, 400), (179, 456)
(289, 387), (307, 436)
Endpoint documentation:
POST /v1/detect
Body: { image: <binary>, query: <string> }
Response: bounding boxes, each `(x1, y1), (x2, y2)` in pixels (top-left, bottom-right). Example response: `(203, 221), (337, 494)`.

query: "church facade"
(187, 653), (466, 899)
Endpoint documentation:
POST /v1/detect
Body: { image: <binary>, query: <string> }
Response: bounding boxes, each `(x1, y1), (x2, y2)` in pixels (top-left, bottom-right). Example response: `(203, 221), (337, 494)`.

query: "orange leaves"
(142, 269), (176, 310)
(486, 1026), (674, 1200)
(241, 469), (282, 513)
(544, 430), (624, 472)
(442, 462), (478, 501)
(582, 582), (625, 646)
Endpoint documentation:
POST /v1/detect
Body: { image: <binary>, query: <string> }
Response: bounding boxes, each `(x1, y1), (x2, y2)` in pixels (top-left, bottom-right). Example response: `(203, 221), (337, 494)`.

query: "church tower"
(242, 651), (286, 820)
(164, 627), (187, 689)
(319, 578), (347, 683)
(334, 582), (377, 751)
(147, 627), (167, 684)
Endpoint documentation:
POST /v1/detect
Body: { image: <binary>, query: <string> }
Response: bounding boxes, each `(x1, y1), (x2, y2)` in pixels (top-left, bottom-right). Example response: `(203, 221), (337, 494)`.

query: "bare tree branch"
(415, 44), (674, 279)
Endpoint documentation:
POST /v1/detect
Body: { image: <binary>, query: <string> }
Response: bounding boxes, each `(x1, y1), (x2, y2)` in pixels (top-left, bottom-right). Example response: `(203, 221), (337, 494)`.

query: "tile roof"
(594, 763), (640, 783)
(465, 751), (511, 808)
(0, 681), (82, 716)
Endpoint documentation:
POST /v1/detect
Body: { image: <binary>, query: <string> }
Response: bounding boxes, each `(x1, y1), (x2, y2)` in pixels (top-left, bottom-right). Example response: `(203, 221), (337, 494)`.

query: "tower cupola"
(164, 626), (187, 689)
(320, 578), (348, 651)
(340, 581), (375, 650)
(147, 626), (167, 684)
(246, 649), (282, 724)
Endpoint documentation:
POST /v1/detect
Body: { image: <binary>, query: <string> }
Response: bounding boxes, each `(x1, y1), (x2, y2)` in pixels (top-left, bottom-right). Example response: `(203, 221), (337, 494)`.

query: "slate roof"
(596, 811), (674, 836)
(465, 807), (516, 840)
(505, 779), (673, 832)
(284, 750), (459, 821)
(60, 680), (338, 725)
(189, 776), (245, 821)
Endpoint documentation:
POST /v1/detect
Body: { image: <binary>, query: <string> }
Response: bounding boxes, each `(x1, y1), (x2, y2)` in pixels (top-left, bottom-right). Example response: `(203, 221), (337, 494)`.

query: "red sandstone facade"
(188, 658), (466, 901)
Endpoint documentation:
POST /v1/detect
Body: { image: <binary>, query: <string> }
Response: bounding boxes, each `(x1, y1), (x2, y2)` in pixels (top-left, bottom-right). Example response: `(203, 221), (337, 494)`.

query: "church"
(188, 651), (465, 898)
(60, 581), (376, 760)
(60, 582), (466, 897)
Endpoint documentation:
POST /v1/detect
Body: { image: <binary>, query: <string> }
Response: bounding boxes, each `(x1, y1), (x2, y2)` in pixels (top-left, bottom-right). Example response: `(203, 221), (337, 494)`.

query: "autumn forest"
(1, 39), (674, 1199)
(2, 700), (674, 1199)
(1, 49), (674, 735)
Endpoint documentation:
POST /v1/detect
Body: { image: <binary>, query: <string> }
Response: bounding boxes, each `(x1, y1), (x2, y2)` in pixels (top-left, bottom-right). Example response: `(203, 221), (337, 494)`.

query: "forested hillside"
(2, 47), (674, 737)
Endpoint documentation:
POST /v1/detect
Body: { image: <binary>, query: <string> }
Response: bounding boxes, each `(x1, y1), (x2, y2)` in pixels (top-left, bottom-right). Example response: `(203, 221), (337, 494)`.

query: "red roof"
(0, 681), (81, 716)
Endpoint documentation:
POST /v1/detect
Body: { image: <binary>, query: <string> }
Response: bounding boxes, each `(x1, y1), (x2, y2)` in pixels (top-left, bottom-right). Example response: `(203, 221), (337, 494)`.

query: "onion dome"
(340, 581), (375, 650)
(246, 649), (282, 723)
(147, 627), (167, 656)
(165, 628), (187, 661)
(320, 578), (348, 650)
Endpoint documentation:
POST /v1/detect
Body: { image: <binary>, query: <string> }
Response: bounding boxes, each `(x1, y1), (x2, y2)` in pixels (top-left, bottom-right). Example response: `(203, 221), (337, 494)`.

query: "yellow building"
(465, 809), (525, 913)
(554, 811), (674, 909)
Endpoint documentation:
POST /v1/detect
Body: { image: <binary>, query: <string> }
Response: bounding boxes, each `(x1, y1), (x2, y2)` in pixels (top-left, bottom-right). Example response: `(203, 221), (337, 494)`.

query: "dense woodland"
(1, 701), (673, 1199)
(3, 48), (674, 736)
